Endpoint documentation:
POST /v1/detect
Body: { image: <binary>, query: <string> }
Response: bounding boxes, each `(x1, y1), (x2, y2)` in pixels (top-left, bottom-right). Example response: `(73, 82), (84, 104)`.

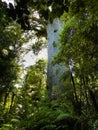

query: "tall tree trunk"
(88, 88), (98, 113)
(70, 72), (82, 115)
(47, 18), (66, 98)
(70, 72), (78, 104)
(9, 92), (15, 112)
(82, 76), (89, 107)
(3, 92), (9, 107)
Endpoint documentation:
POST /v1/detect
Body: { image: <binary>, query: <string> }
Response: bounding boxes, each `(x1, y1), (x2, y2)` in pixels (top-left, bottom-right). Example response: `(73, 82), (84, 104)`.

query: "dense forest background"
(0, 0), (98, 130)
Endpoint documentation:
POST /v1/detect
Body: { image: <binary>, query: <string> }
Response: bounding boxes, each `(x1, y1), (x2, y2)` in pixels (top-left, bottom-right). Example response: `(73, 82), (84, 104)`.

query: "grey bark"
(46, 18), (67, 96)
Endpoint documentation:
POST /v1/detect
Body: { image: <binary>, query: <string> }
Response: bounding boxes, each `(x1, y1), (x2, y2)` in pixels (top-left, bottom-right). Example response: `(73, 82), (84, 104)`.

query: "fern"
(0, 124), (13, 130)
(41, 124), (56, 130)
(56, 112), (70, 121)
(94, 119), (98, 130)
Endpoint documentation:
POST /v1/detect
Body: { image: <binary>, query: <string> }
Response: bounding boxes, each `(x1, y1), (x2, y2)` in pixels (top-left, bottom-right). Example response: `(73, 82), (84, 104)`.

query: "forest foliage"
(0, 0), (98, 130)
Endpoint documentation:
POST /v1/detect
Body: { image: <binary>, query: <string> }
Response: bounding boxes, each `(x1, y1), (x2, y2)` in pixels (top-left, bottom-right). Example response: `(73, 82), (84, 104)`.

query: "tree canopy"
(0, 0), (98, 130)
